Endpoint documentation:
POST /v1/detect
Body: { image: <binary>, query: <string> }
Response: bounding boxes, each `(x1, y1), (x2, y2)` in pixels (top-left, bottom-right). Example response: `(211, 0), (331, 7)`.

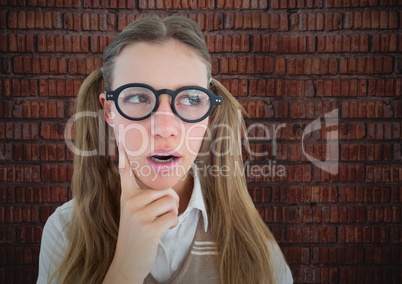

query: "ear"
(99, 93), (114, 126)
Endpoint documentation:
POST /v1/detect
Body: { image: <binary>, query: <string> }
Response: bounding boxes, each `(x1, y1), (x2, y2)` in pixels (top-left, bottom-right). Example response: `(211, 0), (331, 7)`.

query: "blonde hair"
(54, 16), (284, 283)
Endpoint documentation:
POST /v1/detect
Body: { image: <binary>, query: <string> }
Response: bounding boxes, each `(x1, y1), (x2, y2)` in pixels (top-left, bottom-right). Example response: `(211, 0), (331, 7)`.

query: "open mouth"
(150, 154), (177, 163)
(148, 151), (181, 173)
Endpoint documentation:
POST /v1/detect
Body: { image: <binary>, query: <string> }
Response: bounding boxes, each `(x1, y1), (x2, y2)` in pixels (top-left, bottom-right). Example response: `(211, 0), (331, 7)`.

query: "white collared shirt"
(150, 167), (293, 283)
(37, 166), (293, 283)
(151, 166), (208, 282)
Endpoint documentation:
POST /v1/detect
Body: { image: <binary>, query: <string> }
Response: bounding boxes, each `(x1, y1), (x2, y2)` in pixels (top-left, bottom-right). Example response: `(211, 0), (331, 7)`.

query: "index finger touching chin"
(118, 141), (140, 194)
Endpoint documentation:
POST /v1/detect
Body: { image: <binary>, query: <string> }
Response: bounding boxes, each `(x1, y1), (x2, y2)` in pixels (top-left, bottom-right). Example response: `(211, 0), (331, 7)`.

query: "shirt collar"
(184, 164), (208, 232)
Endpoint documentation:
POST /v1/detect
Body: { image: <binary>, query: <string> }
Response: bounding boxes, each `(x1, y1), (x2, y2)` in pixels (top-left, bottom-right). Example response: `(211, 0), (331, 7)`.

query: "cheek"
(184, 121), (208, 155)
(111, 118), (150, 156)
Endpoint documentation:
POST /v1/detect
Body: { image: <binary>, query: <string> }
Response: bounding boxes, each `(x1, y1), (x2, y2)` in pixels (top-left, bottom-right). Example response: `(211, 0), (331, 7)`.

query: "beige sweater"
(144, 215), (219, 284)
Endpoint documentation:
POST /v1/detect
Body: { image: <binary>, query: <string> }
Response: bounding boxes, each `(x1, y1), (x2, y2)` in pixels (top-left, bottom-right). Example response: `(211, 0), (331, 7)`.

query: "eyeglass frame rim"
(105, 83), (223, 123)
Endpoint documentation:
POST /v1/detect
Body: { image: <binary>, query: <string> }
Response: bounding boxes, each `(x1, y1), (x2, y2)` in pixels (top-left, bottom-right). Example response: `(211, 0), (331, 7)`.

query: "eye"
(118, 86), (155, 105)
(178, 93), (200, 106)
(123, 94), (152, 104)
(177, 90), (211, 107)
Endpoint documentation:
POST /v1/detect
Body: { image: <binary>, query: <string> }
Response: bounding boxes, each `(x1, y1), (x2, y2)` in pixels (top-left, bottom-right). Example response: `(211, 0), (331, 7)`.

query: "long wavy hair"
(54, 15), (284, 284)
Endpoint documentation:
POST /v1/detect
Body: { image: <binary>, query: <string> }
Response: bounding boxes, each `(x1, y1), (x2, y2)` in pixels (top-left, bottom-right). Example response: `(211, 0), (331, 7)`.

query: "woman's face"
(100, 40), (209, 192)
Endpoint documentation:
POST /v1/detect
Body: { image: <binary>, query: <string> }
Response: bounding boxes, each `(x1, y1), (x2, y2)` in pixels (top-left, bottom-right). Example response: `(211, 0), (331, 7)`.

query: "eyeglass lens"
(117, 86), (212, 121)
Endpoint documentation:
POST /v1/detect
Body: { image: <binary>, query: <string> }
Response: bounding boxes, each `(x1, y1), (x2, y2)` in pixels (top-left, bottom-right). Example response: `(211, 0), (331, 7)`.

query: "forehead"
(112, 40), (209, 90)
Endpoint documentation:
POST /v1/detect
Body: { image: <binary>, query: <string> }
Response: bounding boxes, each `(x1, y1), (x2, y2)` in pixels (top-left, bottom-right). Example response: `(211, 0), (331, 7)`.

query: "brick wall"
(1, 1), (401, 283)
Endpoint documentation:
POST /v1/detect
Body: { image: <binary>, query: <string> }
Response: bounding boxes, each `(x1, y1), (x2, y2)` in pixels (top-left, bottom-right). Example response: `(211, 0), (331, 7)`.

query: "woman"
(38, 15), (293, 284)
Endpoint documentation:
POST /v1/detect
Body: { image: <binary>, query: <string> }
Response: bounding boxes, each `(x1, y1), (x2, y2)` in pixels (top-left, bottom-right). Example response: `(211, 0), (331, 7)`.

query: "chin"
(141, 175), (185, 190)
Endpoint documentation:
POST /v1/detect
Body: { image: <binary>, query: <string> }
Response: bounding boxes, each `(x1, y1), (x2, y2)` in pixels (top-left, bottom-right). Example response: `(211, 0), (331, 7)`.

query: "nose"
(151, 95), (180, 138)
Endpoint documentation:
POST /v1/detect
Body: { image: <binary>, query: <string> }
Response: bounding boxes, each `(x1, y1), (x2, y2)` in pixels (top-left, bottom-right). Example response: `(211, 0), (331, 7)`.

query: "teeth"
(151, 155), (175, 163)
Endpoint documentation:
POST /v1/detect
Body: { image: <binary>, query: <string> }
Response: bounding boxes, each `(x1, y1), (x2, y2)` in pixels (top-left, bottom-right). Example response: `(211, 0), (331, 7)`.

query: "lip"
(147, 149), (182, 158)
(147, 149), (182, 174)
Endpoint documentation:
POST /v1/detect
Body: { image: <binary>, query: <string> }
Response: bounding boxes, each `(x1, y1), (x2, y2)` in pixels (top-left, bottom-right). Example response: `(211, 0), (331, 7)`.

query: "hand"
(103, 142), (180, 284)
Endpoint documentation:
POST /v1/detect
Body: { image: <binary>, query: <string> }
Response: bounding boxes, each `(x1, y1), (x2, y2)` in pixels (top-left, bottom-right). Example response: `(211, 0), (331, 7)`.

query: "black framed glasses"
(105, 83), (222, 123)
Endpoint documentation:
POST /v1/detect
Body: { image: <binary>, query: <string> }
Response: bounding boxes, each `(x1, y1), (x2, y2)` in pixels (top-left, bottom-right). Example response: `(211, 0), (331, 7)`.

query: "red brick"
(269, 34), (279, 52)
(0, 166), (40, 183)
(297, 13), (313, 31)
(2, 4), (402, 283)
(305, 12), (316, 31)
(65, 12), (75, 30)
(226, 12), (285, 31)
(40, 164), (73, 182)
(219, 79), (247, 97)
(270, 0), (279, 8)
(380, 11), (388, 29)
(40, 122), (65, 140)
